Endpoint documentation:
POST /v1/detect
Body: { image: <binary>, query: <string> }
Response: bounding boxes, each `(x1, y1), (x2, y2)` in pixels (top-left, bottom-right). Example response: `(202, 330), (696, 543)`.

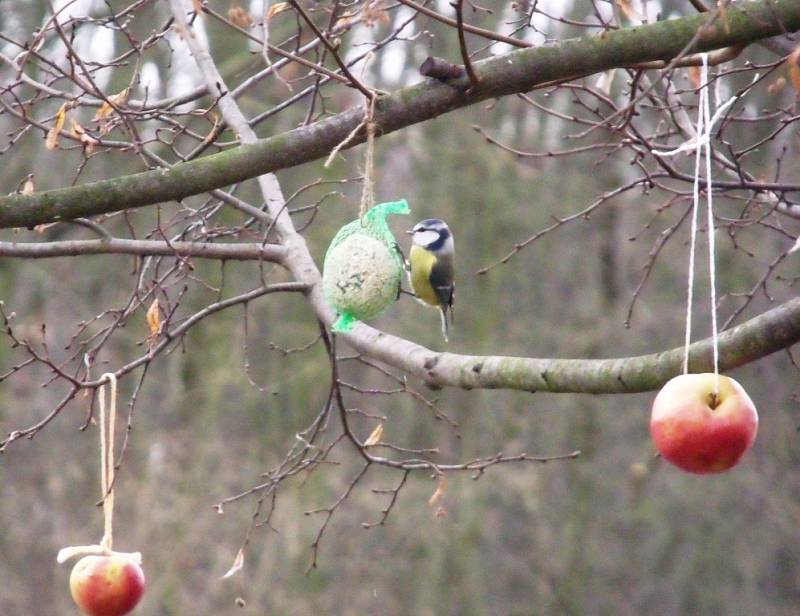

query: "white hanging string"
(98, 372), (117, 552)
(702, 67), (720, 394)
(680, 99), (702, 376)
(653, 54), (728, 392)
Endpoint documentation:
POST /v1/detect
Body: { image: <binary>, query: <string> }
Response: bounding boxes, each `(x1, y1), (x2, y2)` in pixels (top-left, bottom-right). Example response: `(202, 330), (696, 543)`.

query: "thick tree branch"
(0, 0), (797, 229)
(0, 239), (287, 261)
(341, 297), (800, 394)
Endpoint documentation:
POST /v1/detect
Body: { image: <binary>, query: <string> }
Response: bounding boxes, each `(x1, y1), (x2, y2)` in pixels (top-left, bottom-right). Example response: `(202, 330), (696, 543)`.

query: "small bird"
(407, 218), (455, 341)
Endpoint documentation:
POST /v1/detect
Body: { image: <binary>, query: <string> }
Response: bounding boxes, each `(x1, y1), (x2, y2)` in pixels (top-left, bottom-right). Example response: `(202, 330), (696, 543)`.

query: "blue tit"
(407, 218), (455, 341)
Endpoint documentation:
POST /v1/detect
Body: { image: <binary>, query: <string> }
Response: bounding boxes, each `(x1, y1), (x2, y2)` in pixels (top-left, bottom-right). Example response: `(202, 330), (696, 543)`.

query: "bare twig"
(454, 0), (480, 89)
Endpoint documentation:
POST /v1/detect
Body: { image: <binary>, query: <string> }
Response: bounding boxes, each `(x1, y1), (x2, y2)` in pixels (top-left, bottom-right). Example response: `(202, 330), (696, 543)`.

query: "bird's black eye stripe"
(427, 230), (449, 251)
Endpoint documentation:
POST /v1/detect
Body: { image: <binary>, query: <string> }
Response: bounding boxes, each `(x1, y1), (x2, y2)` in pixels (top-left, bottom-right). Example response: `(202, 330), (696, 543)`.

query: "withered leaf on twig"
(70, 120), (98, 155)
(146, 299), (162, 352)
(266, 2), (290, 20)
(228, 1), (253, 28)
(427, 474), (447, 507)
(616, 0), (645, 24)
(92, 88), (130, 123)
(46, 103), (68, 150)
(363, 423), (384, 447)
(20, 175), (35, 196)
(788, 46), (800, 96)
(221, 547), (244, 579)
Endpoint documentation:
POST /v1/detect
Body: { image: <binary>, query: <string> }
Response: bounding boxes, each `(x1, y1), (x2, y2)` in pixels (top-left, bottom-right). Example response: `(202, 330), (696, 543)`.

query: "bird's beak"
(405, 229), (414, 235)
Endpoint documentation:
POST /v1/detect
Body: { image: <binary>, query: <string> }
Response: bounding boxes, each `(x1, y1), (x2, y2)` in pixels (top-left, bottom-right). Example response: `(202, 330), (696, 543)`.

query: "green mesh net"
(322, 200), (410, 332)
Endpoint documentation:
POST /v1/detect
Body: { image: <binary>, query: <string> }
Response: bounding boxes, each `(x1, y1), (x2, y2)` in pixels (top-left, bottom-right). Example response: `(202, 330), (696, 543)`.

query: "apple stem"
(707, 391), (720, 410)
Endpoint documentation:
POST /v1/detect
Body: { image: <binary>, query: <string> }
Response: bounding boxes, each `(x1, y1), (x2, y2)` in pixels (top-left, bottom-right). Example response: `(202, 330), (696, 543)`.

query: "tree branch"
(78, 282), (310, 389)
(285, 0), (375, 100)
(0, 239), (287, 261)
(0, 0), (797, 229)
(396, 0), (530, 48)
(339, 297), (800, 394)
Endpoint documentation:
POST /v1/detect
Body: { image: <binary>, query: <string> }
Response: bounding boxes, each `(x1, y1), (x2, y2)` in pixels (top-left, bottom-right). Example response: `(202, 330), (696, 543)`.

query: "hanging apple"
(69, 554), (145, 616)
(650, 373), (758, 474)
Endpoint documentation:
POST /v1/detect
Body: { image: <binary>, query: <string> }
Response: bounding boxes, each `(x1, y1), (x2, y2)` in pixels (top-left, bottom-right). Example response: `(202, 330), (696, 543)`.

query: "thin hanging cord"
(654, 54), (726, 384)
(682, 61), (706, 375)
(55, 370), (142, 567)
(99, 373), (117, 552)
(703, 57), (720, 394)
(359, 95), (376, 225)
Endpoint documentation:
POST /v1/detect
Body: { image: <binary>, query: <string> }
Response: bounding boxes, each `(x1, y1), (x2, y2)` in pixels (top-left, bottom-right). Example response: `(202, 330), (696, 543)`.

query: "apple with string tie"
(69, 555), (145, 616)
(57, 374), (146, 616)
(650, 373), (758, 474)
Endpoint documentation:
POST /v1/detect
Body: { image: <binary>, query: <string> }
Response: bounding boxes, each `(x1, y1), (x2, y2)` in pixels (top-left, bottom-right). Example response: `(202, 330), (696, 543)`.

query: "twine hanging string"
(98, 372), (117, 552)
(359, 95), (377, 224)
(323, 94), (377, 225)
(56, 372), (142, 565)
(323, 53), (378, 225)
(653, 54), (736, 394)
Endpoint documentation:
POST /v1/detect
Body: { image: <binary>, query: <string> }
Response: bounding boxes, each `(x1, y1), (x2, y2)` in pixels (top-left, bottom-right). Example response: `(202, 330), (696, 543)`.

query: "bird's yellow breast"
(409, 245), (440, 306)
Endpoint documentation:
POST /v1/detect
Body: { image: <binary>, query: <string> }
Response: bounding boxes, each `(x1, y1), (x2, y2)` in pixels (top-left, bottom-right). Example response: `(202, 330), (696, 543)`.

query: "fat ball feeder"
(322, 200), (410, 332)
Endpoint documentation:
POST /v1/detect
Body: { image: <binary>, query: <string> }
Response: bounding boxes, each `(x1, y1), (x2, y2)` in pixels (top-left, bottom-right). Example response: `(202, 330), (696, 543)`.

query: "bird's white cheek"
(415, 230), (440, 246)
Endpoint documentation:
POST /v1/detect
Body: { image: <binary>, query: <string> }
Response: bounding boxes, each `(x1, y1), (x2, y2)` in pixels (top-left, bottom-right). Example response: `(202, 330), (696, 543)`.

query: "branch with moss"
(0, 0), (797, 228)
(341, 298), (800, 394)
(0, 239), (286, 261)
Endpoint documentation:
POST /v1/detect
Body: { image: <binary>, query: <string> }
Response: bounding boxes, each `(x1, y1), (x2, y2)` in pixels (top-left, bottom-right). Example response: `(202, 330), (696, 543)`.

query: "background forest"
(1, 1), (799, 615)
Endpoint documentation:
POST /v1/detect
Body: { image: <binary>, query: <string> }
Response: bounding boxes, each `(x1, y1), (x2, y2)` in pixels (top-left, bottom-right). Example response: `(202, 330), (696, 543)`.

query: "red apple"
(70, 555), (145, 616)
(650, 373), (758, 474)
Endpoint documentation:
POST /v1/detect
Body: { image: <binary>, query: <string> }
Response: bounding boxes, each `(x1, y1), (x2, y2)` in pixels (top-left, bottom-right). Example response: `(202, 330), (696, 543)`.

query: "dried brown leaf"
(228, 2), (253, 28)
(767, 76), (787, 96)
(71, 120), (98, 155)
(221, 548), (244, 579)
(266, 2), (290, 20)
(788, 46), (800, 96)
(363, 423), (384, 447)
(92, 88), (129, 123)
(688, 65), (702, 90)
(333, 15), (356, 30)
(21, 176), (35, 196)
(616, 0), (645, 23)
(46, 103), (68, 150)
(427, 475), (447, 507)
(362, 1), (389, 28)
(200, 112), (221, 146)
(146, 298), (161, 339)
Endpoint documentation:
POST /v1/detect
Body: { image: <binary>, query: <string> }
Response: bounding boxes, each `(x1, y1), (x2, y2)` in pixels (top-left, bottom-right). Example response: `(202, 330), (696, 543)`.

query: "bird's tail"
(440, 307), (449, 342)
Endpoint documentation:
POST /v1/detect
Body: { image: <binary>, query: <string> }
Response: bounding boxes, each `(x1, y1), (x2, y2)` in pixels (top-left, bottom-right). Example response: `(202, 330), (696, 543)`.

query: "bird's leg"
(393, 242), (409, 271)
